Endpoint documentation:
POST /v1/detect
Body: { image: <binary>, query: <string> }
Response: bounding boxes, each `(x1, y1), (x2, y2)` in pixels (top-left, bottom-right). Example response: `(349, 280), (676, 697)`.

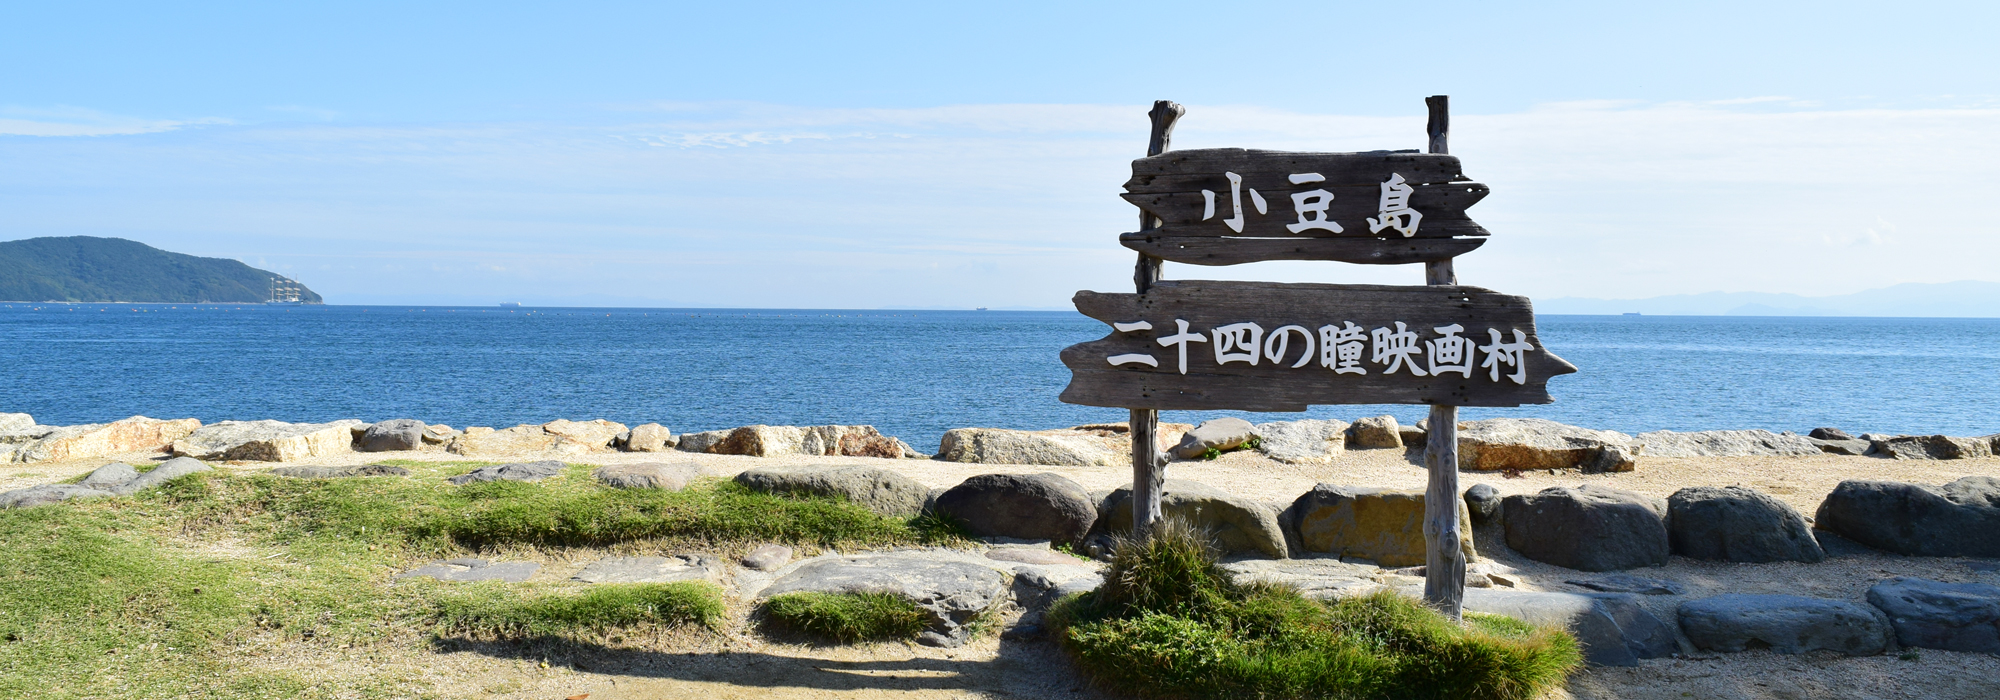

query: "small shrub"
(431, 582), (725, 638)
(763, 591), (928, 643)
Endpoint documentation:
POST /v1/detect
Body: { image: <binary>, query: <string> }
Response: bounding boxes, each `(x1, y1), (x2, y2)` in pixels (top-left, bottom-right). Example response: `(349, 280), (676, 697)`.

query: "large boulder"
(0, 484), (115, 509)
(623, 423), (674, 452)
(446, 460), (566, 485)
(933, 473), (1096, 546)
(358, 419), (427, 452)
(734, 465), (927, 517)
(1866, 577), (2000, 653)
(78, 462), (139, 490)
(685, 425), (916, 459)
(1678, 594), (1891, 655)
(935, 428), (1117, 467)
(1456, 418), (1634, 472)
(447, 425), (560, 457)
(592, 463), (702, 491)
(1808, 437), (1872, 456)
(1502, 485), (1669, 571)
(1814, 477), (2000, 557)
(1098, 479), (1288, 558)
(1871, 434), (1993, 460)
(1171, 418), (1257, 459)
(1633, 429), (1820, 458)
(1287, 484), (1474, 567)
(1346, 415), (1403, 449)
(760, 554), (1011, 647)
(1461, 589), (1679, 666)
(0, 413), (33, 432)
(12, 416), (202, 464)
(1667, 486), (1824, 563)
(1464, 483), (1501, 524)
(172, 420), (360, 462)
(1253, 419), (1347, 464)
(542, 419), (629, 451)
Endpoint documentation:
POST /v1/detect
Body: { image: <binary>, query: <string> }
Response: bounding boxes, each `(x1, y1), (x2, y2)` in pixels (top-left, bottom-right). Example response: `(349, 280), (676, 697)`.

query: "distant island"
(0, 236), (321, 304)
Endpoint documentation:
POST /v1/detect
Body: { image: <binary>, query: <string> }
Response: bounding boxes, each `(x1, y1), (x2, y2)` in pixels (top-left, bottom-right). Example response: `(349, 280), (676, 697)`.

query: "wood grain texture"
(1118, 181), (1489, 238)
(1059, 281), (1575, 411)
(1122, 232), (1486, 267)
(1131, 100), (1183, 535)
(1423, 403), (1465, 619)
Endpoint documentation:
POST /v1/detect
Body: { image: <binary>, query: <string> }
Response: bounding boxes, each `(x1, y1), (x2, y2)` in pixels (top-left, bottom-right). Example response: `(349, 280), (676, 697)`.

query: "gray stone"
(1566, 574), (1686, 595)
(1456, 418), (1634, 472)
(1809, 437), (1872, 456)
(1678, 594), (1891, 655)
(572, 555), (721, 584)
(592, 462), (701, 490)
(1815, 477), (2000, 557)
(171, 419), (362, 462)
(1172, 418), (1257, 459)
(1502, 485), (1669, 571)
(1866, 577), (2000, 653)
(985, 547), (1084, 566)
(1668, 486), (1825, 563)
(1347, 415), (1403, 449)
(268, 464), (411, 479)
(1462, 588), (1680, 666)
(1871, 434), (1992, 460)
(446, 460), (566, 485)
(0, 413), (32, 432)
(1809, 427), (1855, 441)
(359, 419), (427, 452)
(1286, 484), (1474, 567)
(761, 555), (1010, 647)
(1098, 479), (1288, 558)
(1969, 560), (2000, 573)
(678, 424), (910, 458)
(78, 462), (139, 490)
(109, 457), (212, 496)
(674, 429), (728, 453)
(0, 484), (116, 509)
(734, 465), (927, 517)
(1252, 419), (1347, 464)
(934, 472), (1096, 545)
(396, 559), (540, 583)
(1633, 429), (1822, 458)
(1398, 424), (1427, 446)
(624, 423), (674, 452)
(1584, 444), (1639, 473)
(742, 544), (793, 571)
(1464, 483), (1501, 523)
(1224, 559), (1381, 600)
(421, 424), (459, 445)
(934, 428), (1117, 467)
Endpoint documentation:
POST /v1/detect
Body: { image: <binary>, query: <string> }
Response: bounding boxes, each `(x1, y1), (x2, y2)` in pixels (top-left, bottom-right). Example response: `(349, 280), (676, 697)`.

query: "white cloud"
(0, 106), (228, 137)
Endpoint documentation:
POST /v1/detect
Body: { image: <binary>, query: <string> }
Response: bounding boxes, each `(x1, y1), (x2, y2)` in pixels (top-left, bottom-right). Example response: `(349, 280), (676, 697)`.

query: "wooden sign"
(1120, 148), (1490, 266)
(1060, 280), (1574, 411)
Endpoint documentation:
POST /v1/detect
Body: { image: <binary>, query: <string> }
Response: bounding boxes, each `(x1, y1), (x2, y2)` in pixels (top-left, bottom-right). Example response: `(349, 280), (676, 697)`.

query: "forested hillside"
(0, 236), (321, 303)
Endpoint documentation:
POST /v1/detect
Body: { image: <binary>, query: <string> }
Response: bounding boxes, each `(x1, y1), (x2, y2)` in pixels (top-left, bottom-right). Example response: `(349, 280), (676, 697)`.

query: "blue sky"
(4, 1), (1998, 307)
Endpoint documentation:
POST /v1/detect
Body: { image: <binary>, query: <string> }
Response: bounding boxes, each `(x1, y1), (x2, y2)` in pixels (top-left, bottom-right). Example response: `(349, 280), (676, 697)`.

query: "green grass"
(762, 592), (930, 643)
(431, 582), (725, 638)
(1048, 517), (1581, 700)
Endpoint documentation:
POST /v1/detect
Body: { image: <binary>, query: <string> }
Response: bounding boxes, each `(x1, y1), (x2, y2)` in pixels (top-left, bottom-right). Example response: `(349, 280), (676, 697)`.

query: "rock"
(624, 423), (674, 452)
(1667, 486), (1825, 563)
(358, 419), (427, 452)
(742, 544), (793, 571)
(935, 428), (1117, 466)
(1814, 477), (2000, 557)
(542, 419), (629, 451)
(1171, 418), (1257, 459)
(1464, 483), (1502, 523)
(171, 420), (360, 462)
(0, 413), (32, 432)
(1224, 559), (1382, 600)
(678, 424), (915, 459)
(1287, 484), (1474, 567)
(421, 424), (458, 444)
(446, 460), (566, 485)
(446, 425), (559, 457)
(1502, 485), (1669, 571)
(78, 462), (139, 490)
(1567, 574), (1686, 595)
(734, 465), (927, 517)
(1678, 594), (1891, 655)
(396, 558), (539, 583)
(1252, 419), (1347, 464)
(1810, 427), (1855, 440)
(1462, 589), (1680, 666)
(760, 555), (1010, 647)
(1456, 418), (1634, 472)
(0, 484), (116, 509)
(1871, 434), (1992, 460)
(1866, 577), (2000, 653)
(1347, 415), (1403, 449)
(1398, 424), (1427, 446)
(268, 464), (411, 479)
(13, 416), (203, 464)
(1098, 479), (1288, 558)
(592, 462), (701, 490)
(108, 457), (212, 495)
(1633, 429), (1821, 458)
(673, 429), (729, 454)
(1808, 437), (1872, 456)
(986, 547), (1083, 566)
(572, 555), (721, 584)
(934, 473), (1097, 545)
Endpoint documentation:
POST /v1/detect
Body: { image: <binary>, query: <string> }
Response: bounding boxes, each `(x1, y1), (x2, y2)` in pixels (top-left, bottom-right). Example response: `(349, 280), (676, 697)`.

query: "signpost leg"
(1130, 100), (1183, 538)
(1420, 94), (1466, 621)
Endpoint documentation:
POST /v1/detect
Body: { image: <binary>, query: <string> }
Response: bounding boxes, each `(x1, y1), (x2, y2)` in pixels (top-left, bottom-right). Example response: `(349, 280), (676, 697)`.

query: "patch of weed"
(763, 591), (929, 643)
(431, 582), (725, 638)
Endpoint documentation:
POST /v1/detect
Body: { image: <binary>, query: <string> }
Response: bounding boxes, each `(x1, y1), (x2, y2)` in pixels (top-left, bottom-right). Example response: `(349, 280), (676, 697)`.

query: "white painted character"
(1263, 324), (1315, 368)
(1211, 322), (1264, 366)
(1426, 323), (1475, 377)
(1370, 321), (1428, 376)
(1201, 171), (1268, 233)
(1106, 320), (1159, 367)
(1318, 321), (1368, 375)
(1156, 319), (1209, 375)
(1365, 173), (1423, 238)
(1479, 328), (1535, 384)
(1284, 173), (1342, 234)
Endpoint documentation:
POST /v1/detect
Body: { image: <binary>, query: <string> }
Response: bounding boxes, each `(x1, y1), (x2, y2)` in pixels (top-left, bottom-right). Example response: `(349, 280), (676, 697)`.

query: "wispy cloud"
(0, 106), (228, 137)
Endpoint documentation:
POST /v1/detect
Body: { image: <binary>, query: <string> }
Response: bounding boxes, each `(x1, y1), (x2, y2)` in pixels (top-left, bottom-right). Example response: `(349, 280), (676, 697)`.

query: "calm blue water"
(3, 304), (1996, 451)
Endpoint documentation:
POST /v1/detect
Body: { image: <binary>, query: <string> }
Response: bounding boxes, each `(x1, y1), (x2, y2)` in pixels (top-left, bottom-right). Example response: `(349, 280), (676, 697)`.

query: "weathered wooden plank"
(1120, 232), (1486, 266)
(1058, 281), (1575, 411)
(1119, 181), (1490, 238)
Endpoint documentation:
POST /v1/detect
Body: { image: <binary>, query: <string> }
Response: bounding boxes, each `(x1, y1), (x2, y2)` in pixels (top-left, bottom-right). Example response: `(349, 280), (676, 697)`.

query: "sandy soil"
(9, 444), (2000, 699)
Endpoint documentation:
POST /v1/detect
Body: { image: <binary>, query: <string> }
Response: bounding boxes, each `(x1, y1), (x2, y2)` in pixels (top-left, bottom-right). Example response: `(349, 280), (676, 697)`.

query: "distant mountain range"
(0, 236), (321, 304)
(1538, 280), (2000, 317)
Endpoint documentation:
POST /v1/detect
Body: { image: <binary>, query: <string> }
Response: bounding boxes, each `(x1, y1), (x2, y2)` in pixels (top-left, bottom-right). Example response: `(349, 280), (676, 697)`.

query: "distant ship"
(499, 302), (522, 308)
(1622, 312), (1642, 316)
(265, 276), (308, 305)
(975, 307), (988, 311)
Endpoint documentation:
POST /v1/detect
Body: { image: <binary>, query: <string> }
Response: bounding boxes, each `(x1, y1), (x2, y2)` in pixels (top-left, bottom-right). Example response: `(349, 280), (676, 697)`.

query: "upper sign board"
(1121, 148), (1490, 266)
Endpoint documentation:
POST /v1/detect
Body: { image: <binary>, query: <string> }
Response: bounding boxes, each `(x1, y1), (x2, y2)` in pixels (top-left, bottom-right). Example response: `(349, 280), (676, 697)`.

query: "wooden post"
(1131, 100), (1183, 537)
(1420, 95), (1466, 621)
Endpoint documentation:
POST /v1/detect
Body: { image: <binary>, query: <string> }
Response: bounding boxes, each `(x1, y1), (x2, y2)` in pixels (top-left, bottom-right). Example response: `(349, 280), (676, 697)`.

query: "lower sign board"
(1059, 280), (1575, 411)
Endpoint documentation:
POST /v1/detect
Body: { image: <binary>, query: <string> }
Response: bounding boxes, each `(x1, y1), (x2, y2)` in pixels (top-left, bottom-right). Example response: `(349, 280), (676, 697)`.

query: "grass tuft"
(762, 591), (929, 643)
(430, 582), (725, 638)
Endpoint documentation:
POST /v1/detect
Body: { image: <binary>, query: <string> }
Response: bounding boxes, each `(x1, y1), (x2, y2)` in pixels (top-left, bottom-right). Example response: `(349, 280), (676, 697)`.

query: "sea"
(3, 303), (1996, 452)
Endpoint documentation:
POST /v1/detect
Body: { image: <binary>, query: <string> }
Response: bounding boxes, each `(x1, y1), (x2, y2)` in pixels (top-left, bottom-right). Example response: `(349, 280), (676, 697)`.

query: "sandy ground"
(9, 445), (2000, 699)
